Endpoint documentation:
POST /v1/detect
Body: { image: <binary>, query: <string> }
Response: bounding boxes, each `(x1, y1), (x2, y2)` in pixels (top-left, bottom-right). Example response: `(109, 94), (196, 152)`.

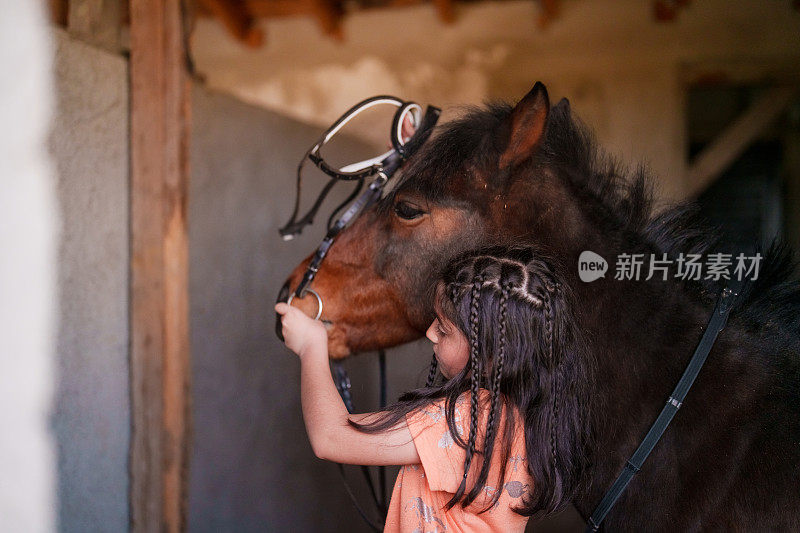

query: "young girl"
(275, 246), (587, 532)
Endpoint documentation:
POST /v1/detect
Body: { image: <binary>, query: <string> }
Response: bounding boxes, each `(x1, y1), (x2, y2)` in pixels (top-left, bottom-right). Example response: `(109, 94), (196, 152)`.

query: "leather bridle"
(278, 95), (440, 530)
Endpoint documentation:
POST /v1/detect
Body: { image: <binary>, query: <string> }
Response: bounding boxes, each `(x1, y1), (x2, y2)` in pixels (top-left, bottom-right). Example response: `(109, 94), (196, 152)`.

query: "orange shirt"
(384, 390), (532, 533)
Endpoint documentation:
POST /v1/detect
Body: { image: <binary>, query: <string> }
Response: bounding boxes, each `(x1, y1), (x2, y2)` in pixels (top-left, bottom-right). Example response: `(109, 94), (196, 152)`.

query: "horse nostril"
(275, 281), (291, 341)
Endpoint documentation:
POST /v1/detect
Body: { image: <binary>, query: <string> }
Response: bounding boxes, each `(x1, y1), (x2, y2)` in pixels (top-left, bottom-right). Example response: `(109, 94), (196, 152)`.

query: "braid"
(425, 354), (438, 387)
(543, 289), (558, 463)
(484, 282), (510, 450)
(433, 246), (579, 514)
(468, 281), (510, 508)
(449, 274), (484, 507)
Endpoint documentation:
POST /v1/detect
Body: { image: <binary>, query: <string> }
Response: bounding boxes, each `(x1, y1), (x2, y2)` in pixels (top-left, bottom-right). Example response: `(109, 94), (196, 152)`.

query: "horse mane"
(542, 102), (800, 339)
(392, 99), (800, 340)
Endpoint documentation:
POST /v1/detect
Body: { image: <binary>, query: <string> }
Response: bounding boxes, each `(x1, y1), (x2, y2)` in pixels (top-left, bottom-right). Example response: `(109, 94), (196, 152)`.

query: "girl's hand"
(274, 302), (328, 360)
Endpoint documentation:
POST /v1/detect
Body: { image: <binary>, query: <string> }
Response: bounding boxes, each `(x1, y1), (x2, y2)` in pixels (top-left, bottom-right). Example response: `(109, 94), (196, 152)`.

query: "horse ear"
(553, 97), (571, 116)
(499, 82), (550, 170)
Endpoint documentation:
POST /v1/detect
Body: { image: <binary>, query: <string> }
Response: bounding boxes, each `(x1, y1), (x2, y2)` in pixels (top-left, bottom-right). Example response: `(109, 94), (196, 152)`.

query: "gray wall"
(49, 30), (130, 532)
(189, 85), (432, 532)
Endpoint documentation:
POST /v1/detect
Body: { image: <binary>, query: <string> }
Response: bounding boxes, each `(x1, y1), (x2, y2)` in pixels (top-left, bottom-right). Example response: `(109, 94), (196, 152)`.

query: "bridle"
(279, 95), (440, 530)
(280, 96), (440, 313)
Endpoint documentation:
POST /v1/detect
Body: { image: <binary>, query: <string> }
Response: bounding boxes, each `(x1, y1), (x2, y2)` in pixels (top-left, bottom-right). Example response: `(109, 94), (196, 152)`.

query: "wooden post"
(130, 1), (191, 532)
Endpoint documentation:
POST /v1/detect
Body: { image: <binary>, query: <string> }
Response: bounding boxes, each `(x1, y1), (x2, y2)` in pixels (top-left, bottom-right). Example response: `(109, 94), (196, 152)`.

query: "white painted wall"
(191, 0), (800, 201)
(0, 1), (57, 531)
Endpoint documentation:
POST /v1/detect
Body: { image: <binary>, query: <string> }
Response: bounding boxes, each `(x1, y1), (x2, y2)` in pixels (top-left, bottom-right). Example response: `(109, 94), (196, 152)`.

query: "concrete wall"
(189, 85), (433, 532)
(49, 29), (130, 532)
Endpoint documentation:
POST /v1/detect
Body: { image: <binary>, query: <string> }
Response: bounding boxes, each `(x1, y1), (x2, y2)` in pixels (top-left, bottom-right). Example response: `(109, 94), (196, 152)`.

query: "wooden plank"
(433, 0), (455, 23)
(538, 0), (559, 28)
(130, 1), (191, 532)
(197, 0), (264, 47)
(686, 86), (797, 198)
(49, 0), (69, 27)
(244, 0), (316, 18)
(308, 0), (344, 39)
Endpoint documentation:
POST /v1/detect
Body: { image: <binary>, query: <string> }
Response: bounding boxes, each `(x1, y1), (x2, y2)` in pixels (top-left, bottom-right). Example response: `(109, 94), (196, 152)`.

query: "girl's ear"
(499, 82), (550, 170)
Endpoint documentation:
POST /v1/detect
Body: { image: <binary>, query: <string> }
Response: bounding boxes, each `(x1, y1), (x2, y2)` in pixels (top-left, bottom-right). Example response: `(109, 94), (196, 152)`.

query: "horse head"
(279, 82), (598, 358)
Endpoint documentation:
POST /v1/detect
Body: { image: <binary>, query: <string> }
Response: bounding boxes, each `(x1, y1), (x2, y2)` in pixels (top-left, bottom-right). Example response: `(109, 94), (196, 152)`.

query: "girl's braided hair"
(352, 245), (592, 516)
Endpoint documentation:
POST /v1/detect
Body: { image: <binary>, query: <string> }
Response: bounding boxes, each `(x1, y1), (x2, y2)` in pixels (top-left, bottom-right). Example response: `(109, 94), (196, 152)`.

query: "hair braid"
(425, 354), (439, 387)
(543, 291), (558, 463)
(484, 282), (510, 451)
(448, 273), (484, 508)
(468, 280), (511, 509)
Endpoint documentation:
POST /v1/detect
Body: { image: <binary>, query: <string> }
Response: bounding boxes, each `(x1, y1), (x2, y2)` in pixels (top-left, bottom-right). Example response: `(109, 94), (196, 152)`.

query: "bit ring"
(286, 289), (323, 321)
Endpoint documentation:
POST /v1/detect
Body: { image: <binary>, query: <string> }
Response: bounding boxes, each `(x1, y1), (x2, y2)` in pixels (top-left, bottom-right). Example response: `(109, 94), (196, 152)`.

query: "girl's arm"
(275, 302), (421, 466)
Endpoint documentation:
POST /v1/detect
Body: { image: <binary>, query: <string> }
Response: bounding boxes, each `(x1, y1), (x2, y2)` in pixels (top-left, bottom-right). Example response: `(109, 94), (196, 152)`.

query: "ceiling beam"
(197, 0), (264, 47)
(538, 0), (559, 28)
(433, 0), (455, 23)
(309, 0), (344, 39)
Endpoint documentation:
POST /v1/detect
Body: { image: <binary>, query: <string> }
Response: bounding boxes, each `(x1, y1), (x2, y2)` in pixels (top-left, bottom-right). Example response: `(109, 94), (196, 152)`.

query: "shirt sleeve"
(405, 396), (471, 494)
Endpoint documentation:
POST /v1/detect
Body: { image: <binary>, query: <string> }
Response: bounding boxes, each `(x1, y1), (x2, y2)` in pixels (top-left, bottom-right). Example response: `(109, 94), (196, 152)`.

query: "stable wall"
(49, 29), (130, 532)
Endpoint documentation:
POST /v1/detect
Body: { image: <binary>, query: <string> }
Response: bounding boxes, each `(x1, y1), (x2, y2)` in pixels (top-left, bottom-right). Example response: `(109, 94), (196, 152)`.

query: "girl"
(275, 246), (589, 532)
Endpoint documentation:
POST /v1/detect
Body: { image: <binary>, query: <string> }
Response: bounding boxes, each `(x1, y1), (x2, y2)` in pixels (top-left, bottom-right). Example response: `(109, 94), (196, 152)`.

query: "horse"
(278, 82), (800, 530)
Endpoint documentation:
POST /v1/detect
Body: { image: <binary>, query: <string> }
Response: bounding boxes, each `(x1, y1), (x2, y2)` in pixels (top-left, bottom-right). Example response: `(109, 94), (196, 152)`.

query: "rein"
(332, 353), (388, 532)
(585, 278), (744, 531)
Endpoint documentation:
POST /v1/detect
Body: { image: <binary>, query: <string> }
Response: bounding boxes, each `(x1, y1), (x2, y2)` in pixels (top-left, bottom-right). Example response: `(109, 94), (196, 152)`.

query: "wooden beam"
(129, 1), (191, 532)
(433, 0), (455, 24)
(686, 86), (797, 198)
(244, 0), (316, 18)
(309, 0), (344, 39)
(538, 0), (559, 28)
(49, 0), (69, 27)
(197, 0), (264, 47)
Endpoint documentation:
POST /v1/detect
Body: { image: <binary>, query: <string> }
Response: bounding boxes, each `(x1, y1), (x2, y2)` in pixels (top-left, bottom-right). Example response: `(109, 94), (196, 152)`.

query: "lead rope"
(331, 352), (389, 532)
(585, 279), (744, 531)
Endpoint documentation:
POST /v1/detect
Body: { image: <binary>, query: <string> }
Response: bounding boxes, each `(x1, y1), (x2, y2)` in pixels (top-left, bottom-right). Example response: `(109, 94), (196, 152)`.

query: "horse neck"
(553, 227), (716, 515)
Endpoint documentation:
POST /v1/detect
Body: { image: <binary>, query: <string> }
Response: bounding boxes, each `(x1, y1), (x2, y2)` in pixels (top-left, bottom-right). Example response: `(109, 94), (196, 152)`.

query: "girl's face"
(425, 314), (469, 379)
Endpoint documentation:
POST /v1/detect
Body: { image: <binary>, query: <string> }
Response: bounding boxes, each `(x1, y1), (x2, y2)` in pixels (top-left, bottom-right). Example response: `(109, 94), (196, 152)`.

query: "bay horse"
(278, 82), (800, 530)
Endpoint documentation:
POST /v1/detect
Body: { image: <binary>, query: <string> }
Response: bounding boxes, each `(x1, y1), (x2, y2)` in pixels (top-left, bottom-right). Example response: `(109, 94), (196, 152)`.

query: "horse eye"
(393, 201), (425, 220)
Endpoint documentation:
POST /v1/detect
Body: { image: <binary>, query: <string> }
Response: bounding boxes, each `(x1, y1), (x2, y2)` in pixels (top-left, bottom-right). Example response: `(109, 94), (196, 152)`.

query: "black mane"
(391, 100), (800, 339)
